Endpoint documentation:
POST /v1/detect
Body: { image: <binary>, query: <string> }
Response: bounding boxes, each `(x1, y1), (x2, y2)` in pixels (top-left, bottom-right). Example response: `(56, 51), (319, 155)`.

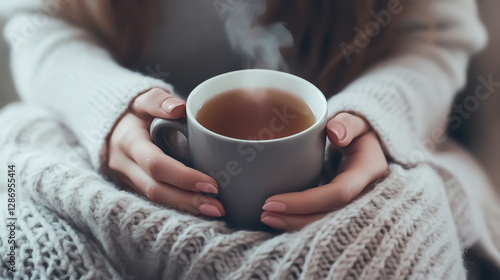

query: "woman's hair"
(60, 0), (160, 66)
(61, 0), (398, 96)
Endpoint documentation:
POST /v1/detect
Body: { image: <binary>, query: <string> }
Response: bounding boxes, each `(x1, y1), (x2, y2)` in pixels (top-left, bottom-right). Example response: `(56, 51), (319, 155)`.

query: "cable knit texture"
(1, 0), (500, 279)
(1, 103), (494, 280)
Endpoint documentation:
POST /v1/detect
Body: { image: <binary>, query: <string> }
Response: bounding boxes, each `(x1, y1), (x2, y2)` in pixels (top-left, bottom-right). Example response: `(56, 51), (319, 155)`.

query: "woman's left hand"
(261, 112), (389, 231)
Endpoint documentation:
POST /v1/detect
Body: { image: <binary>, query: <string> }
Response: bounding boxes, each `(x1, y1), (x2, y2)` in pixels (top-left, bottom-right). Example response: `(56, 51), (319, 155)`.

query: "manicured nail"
(262, 201), (287, 213)
(261, 215), (286, 229)
(195, 182), (218, 194)
(162, 99), (185, 114)
(199, 203), (222, 217)
(328, 121), (346, 141)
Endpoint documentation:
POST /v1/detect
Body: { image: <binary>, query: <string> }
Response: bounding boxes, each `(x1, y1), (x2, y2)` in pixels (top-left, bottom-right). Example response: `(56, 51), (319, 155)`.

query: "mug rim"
(186, 69), (327, 143)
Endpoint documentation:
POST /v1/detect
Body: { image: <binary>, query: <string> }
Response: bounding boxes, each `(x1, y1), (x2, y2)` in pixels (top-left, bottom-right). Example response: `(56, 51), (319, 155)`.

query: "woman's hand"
(105, 88), (225, 217)
(261, 113), (388, 231)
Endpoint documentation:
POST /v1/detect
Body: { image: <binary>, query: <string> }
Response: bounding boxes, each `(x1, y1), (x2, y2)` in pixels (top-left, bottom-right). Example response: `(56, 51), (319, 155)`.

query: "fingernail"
(162, 99), (185, 114)
(261, 215), (286, 229)
(328, 121), (346, 141)
(199, 203), (222, 217)
(262, 201), (287, 213)
(195, 182), (218, 194)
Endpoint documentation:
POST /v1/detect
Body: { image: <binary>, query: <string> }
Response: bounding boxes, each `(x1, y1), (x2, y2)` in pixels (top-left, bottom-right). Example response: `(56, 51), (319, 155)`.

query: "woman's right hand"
(105, 88), (225, 217)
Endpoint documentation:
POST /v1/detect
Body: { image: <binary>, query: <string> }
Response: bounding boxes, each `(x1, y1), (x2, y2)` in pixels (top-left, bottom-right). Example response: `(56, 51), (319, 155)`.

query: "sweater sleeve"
(327, 0), (487, 166)
(1, 1), (174, 170)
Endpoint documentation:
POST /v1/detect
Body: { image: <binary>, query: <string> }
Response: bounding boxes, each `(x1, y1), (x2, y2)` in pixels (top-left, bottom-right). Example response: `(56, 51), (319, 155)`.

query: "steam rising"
(224, 0), (293, 71)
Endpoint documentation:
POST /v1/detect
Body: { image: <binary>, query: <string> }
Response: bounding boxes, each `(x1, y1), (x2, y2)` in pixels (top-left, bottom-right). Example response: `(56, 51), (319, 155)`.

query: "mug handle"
(150, 118), (192, 165)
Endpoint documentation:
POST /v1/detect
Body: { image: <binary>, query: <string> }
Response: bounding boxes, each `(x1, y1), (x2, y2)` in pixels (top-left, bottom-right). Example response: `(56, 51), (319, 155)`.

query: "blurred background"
(455, 0), (500, 192)
(0, 19), (17, 108)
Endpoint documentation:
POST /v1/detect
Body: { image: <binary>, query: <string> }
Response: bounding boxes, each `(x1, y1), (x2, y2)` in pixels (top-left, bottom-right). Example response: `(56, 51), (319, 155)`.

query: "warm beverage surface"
(196, 88), (316, 140)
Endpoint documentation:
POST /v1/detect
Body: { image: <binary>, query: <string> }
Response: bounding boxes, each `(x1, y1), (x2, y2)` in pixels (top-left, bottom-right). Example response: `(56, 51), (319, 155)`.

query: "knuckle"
(338, 186), (356, 204)
(176, 201), (198, 215)
(334, 112), (353, 125)
(133, 88), (170, 111)
(107, 145), (122, 171)
(175, 193), (214, 215)
(141, 154), (161, 179)
(143, 179), (160, 203)
(108, 156), (120, 171)
(376, 162), (389, 175)
(171, 169), (190, 188)
(116, 131), (133, 150)
(122, 130), (143, 150)
(191, 192), (211, 206)
(149, 88), (171, 104)
(112, 118), (140, 149)
(149, 88), (169, 98)
(171, 172), (183, 188)
(133, 92), (148, 108)
(374, 165), (390, 181)
(368, 153), (389, 178)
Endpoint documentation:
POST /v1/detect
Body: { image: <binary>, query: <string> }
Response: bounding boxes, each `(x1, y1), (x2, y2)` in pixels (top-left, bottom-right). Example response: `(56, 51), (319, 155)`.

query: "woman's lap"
(0, 103), (467, 279)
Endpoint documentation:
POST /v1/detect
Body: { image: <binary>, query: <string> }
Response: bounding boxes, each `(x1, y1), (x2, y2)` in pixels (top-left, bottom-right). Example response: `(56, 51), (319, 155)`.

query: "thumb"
(131, 88), (186, 119)
(326, 112), (370, 147)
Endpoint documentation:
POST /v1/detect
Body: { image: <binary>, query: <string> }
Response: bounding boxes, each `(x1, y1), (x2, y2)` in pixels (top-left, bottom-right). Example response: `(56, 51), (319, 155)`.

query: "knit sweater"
(1, 0), (500, 279)
(2, 103), (500, 279)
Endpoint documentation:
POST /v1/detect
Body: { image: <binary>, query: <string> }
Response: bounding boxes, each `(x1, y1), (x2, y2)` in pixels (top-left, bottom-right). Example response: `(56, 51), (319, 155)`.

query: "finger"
(260, 212), (327, 232)
(115, 173), (142, 194)
(327, 112), (370, 148)
(131, 88), (186, 119)
(122, 128), (219, 194)
(262, 172), (366, 215)
(117, 157), (225, 217)
(263, 132), (388, 215)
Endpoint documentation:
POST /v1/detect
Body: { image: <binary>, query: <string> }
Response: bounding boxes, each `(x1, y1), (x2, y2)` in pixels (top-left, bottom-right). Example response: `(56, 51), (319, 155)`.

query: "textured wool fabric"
(0, 0), (488, 170)
(0, 103), (485, 279)
(1, 0), (500, 278)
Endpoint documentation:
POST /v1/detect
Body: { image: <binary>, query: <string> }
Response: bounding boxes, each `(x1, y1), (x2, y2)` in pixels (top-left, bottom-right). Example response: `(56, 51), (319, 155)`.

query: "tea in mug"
(196, 88), (316, 140)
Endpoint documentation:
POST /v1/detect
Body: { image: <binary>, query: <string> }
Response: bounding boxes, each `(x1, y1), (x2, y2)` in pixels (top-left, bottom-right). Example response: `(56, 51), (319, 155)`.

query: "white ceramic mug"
(151, 69), (327, 230)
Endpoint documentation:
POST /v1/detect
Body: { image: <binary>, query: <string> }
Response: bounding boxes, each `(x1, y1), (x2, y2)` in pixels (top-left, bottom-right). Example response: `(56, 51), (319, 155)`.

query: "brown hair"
(61, 0), (398, 96)
(60, 0), (160, 66)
